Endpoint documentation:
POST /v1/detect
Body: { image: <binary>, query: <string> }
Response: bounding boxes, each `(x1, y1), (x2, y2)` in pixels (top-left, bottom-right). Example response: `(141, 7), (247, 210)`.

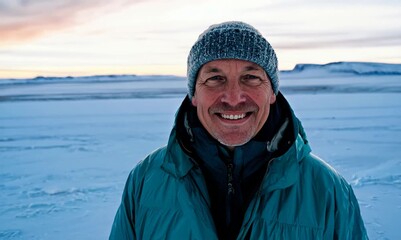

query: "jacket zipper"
(238, 157), (275, 239)
(227, 162), (235, 195)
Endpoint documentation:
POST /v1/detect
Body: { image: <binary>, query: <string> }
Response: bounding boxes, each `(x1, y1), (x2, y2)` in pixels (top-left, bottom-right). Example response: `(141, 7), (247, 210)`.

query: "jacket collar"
(161, 125), (195, 178)
(259, 133), (311, 193)
(260, 97), (311, 192)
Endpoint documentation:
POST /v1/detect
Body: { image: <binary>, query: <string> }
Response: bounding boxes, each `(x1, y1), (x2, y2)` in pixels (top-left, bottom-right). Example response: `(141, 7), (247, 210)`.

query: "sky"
(0, 0), (400, 78)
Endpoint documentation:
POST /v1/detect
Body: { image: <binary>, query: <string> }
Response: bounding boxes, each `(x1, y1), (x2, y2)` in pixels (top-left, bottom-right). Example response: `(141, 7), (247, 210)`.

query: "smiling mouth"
(219, 112), (251, 120)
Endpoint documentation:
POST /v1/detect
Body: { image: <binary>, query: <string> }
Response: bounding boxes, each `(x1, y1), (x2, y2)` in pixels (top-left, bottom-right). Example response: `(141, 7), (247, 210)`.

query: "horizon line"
(1, 60), (401, 80)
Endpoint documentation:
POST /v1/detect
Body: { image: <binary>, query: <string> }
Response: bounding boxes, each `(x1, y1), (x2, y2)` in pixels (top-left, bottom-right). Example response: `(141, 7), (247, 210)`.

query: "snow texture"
(0, 62), (400, 239)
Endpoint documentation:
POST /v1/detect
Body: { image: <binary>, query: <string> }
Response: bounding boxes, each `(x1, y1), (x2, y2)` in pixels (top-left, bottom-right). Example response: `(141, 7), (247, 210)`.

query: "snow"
(1, 62), (400, 239)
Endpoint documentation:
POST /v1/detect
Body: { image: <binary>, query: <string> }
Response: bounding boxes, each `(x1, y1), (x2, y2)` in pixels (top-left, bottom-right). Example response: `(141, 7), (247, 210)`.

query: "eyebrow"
(202, 64), (262, 73)
(202, 67), (221, 74)
(244, 65), (262, 71)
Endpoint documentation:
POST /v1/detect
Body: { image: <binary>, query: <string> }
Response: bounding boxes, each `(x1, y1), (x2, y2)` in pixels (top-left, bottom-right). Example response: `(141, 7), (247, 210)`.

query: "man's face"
(192, 59), (276, 149)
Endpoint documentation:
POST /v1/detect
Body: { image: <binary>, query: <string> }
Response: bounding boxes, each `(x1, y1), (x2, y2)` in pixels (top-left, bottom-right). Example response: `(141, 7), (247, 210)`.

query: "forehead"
(200, 59), (264, 73)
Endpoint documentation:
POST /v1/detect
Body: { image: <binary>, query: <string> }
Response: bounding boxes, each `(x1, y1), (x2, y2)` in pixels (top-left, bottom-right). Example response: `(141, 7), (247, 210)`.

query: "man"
(110, 21), (368, 239)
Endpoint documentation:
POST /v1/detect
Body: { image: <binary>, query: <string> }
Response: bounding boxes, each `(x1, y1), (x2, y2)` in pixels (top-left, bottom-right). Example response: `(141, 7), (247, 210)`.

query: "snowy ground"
(1, 63), (400, 239)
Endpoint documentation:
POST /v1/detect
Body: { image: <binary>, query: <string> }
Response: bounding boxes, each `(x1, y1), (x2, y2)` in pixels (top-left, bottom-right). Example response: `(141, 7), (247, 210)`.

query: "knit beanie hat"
(187, 21), (279, 99)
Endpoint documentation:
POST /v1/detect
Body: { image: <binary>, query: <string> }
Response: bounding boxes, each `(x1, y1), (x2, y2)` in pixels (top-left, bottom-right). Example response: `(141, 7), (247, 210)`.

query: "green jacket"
(110, 98), (368, 240)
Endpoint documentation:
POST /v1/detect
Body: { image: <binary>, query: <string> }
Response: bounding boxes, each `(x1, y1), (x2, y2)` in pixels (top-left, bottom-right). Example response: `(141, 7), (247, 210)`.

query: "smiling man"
(110, 21), (368, 239)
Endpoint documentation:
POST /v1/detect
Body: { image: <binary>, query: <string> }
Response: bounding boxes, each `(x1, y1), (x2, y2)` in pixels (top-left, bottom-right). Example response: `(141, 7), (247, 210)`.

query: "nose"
(221, 79), (246, 106)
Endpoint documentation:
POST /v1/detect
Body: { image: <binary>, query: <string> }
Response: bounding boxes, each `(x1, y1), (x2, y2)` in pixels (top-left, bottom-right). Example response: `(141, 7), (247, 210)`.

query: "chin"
(216, 137), (252, 149)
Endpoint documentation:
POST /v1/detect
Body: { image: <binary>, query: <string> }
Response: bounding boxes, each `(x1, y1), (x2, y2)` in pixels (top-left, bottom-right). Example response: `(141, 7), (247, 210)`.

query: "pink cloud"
(0, 0), (140, 45)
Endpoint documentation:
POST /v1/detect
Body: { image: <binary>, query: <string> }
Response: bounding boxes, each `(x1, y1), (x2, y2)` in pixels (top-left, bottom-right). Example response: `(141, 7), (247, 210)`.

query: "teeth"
(221, 113), (246, 120)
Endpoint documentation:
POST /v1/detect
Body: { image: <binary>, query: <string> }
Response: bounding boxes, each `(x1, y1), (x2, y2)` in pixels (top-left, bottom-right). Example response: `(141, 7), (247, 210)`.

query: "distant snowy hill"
(0, 62), (400, 85)
(1, 62), (400, 84)
(1, 61), (400, 102)
(287, 61), (401, 75)
(279, 61), (401, 94)
(0, 74), (185, 86)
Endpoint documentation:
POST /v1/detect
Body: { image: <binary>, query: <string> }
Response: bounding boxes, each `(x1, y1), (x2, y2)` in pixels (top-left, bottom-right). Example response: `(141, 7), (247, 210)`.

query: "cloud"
(0, 0), (140, 45)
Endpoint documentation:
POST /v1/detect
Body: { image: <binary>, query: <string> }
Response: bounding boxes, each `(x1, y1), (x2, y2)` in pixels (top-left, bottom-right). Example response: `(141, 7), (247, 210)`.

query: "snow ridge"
(290, 62), (401, 75)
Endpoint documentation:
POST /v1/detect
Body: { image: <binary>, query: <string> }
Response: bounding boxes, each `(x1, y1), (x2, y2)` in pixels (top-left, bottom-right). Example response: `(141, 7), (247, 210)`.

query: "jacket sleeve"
(109, 171), (136, 240)
(334, 181), (369, 239)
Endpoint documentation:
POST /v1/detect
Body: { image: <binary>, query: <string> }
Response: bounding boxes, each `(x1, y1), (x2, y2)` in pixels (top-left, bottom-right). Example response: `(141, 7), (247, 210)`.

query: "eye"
(242, 74), (263, 86)
(204, 75), (226, 87)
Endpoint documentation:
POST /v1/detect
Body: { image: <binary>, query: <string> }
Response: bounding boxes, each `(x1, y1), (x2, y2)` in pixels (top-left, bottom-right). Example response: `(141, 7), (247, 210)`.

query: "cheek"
(252, 87), (275, 105)
(195, 90), (221, 107)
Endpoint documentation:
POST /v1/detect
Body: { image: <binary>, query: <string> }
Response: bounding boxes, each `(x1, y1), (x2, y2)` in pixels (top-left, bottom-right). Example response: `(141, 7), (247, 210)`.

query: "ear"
(191, 94), (198, 106)
(269, 93), (276, 104)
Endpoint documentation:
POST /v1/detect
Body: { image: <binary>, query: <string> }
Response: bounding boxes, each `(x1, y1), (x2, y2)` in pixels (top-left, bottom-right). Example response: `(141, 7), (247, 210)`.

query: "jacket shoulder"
(299, 152), (358, 205)
(131, 146), (168, 177)
(301, 153), (349, 188)
(300, 153), (368, 238)
(109, 146), (170, 239)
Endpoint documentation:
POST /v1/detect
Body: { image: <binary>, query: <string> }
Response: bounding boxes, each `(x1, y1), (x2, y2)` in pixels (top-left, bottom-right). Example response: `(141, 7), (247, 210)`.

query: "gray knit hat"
(187, 21), (279, 99)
